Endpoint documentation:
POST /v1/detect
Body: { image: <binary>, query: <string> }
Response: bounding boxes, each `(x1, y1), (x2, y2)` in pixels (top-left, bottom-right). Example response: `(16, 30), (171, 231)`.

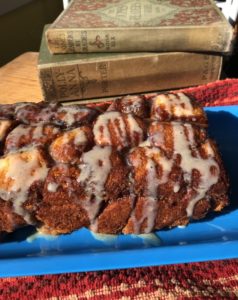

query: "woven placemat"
(1, 260), (238, 299)
(1, 78), (238, 300)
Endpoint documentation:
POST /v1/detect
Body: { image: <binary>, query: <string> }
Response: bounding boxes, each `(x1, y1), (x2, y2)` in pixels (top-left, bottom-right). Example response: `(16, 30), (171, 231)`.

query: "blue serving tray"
(1, 105), (238, 278)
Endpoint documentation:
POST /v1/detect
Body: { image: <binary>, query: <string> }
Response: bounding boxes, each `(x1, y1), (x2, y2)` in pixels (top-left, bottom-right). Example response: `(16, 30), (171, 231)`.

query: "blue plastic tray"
(1, 105), (238, 278)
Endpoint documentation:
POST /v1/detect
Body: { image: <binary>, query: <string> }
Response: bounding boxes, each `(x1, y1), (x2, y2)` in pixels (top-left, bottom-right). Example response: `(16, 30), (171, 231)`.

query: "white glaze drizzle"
(58, 106), (89, 126)
(6, 125), (59, 152)
(126, 113), (144, 146)
(145, 147), (173, 186)
(138, 139), (151, 147)
(141, 148), (172, 233)
(171, 93), (193, 117)
(77, 146), (112, 229)
(53, 128), (87, 161)
(171, 122), (219, 216)
(6, 125), (31, 150)
(141, 197), (158, 233)
(37, 107), (56, 124)
(173, 183), (180, 193)
(138, 233), (161, 246)
(32, 125), (44, 140)
(32, 125), (59, 140)
(128, 146), (173, 234)
(126, 170), (138, 232)
(14, 102), (34, 112)
(129, 119), (220, 231)
(0, 148), (49, 223)
(149, 131), (164, 147)
(59, 107), (76, 127)
(52, 127), (60, 135)
(61, 131), (70, 145)
(152, 93), (194, 119)
(120, 95), (143, 114)
(15, 104), (54, 125)
(73, 129), (87, 145)
(93, 111), (126, 148)
(47, 182), (59, 193)
(93, 111), (143, 149)
(146, 121), (220, 217)
(130, 196), (158, 234)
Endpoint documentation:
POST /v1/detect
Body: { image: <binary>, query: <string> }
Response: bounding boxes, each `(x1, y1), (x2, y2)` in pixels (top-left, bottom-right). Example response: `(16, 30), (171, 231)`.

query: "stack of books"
(37, 0), (233, 102)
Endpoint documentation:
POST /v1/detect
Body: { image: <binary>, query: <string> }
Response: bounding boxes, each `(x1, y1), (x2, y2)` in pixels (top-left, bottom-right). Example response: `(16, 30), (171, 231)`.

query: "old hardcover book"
(46, 0), (233, 54)
(39, 26), (222, 102)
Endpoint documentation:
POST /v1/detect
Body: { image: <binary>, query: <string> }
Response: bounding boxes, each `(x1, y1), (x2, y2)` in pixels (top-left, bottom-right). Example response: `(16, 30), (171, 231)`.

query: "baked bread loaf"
(0, 93), (229, 236)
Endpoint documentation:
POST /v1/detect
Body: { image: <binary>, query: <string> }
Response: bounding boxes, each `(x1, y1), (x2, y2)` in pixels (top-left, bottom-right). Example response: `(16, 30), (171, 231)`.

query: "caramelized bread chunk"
(107, 95), (149, 118)
(15, 102), (98, 128)
(49, 126), (94, 164)
(148, 122), (207, 158)
(15, 102), (59, 124)
(37, 164), (89, 235)
(5, 124), (60, 153)
(151, 92), (207, 125)
(53, 105), (99, 127)
(125, 146), (187, 233)
(0, 199), (26, 232)
(124, 126), (228, 234)
(78, 146), (129, 202)
(123, 197), (159, 234)
(127, 146), (180, 198)
(0, 103), (18, 120)
(37, 146), (129, 234)
(93, 111), (146, 150)
(78, 146), (129, 229)
(96, 196), (133, 234)
(0, 148), (49, 229)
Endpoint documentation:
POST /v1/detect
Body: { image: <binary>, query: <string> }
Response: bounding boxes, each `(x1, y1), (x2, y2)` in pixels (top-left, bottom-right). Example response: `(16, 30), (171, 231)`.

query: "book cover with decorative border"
(53, 0), (224, 28)
(46, 0), (233, 53)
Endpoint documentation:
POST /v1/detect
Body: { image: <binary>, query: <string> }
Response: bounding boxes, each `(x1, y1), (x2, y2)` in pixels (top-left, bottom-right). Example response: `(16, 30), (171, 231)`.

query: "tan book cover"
(46, 0), (233, 54)
(39, 25), (222, 102)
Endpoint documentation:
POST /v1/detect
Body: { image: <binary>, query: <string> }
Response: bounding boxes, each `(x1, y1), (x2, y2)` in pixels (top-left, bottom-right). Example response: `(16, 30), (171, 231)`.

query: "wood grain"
(0, 52), (42, 104)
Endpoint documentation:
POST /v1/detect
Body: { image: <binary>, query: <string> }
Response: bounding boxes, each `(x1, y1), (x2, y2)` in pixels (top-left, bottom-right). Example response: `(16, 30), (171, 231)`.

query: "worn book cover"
(39, 25), (222, 102)
(46, 0), (233, 54)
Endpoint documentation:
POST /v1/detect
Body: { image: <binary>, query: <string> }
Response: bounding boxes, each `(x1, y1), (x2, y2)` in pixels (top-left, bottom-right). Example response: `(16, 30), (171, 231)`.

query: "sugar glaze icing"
(172, 123), (219, 216)
(129, 121), (220, 233)
(0, 148), (49, 223)
(152, 93), (195, 120)
(93, 111), (143, 149)
(78, 146), (112, 231)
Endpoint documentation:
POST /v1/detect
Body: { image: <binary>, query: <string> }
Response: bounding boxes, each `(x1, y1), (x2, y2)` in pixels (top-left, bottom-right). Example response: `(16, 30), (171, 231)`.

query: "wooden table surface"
(0, 52), (42, 104)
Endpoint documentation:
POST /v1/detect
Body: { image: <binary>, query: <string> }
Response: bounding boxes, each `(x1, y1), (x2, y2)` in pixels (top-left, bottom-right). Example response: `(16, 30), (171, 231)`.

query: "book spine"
(38, 53), (222, 102)
(46, 26), (233, 54)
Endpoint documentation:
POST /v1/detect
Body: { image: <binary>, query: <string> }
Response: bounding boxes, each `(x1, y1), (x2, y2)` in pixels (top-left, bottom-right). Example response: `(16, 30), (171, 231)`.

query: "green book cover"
(39, 25), (152, 66)
(38, 25), (222, 102)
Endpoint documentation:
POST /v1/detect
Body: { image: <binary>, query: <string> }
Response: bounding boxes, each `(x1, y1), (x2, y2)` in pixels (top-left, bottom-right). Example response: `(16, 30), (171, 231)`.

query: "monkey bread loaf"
(0, 93), (229, 236)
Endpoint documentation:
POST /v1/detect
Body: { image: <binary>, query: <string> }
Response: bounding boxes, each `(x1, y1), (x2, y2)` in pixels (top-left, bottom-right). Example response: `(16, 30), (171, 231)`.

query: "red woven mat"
(1, 78), (238, 300)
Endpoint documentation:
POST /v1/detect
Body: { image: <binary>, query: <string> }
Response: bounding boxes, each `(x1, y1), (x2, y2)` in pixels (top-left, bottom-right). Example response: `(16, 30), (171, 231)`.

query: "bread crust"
(0, 94), (229, 236)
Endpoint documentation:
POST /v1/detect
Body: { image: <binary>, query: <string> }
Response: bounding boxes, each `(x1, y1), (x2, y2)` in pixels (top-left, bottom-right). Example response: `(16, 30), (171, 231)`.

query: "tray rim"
(1, 239), (238, 278)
